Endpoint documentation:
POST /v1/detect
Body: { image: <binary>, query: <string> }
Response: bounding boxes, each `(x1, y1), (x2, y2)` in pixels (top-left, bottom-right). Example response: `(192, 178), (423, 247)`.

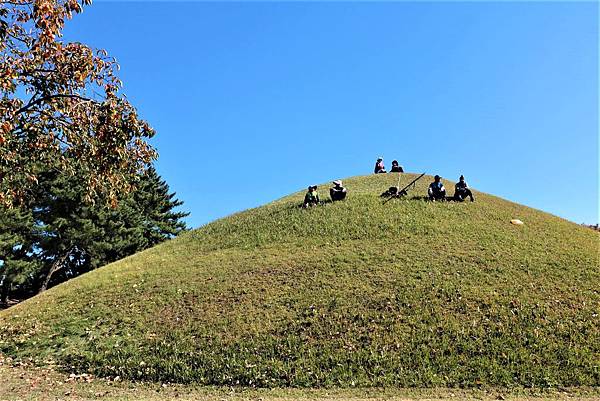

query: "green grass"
(0, 173), (598, 388)
(3, 362), (600, 401)
(2, 362), (600, 401)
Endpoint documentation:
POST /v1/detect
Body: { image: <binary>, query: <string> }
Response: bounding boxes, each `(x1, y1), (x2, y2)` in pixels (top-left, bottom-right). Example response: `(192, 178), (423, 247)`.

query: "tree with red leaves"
(0, 0), (156, 206)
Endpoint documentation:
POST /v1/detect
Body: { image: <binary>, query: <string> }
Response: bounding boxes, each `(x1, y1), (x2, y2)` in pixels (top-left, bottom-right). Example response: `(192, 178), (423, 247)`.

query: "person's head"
(333, 180), (342, 187)
(392, 160), (398, 166)
(434, 175), (441, 182)
(459, 175), (465, 182)
(308, 185), (317, 192)
(377, 157), (383, 162)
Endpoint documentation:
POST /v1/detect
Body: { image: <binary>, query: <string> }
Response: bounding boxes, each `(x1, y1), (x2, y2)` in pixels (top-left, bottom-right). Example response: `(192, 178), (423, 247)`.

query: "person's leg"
(466, 189), (475, 201)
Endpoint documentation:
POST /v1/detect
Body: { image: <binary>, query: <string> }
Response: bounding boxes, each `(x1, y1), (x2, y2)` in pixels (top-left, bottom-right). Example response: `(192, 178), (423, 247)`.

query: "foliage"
(0, 166), (187, 303)
(0, 0), (156, 206)
(0, 206), (38, 303)
(0, 174), (597, 388)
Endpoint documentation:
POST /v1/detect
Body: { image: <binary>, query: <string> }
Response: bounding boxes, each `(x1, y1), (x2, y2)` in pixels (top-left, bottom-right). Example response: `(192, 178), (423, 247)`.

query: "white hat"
(333, 180), (342, 186)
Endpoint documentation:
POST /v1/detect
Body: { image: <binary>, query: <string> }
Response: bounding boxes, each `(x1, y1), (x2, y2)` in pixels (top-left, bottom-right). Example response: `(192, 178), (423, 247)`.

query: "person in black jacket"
(453, 175), (475, 202)
(330, 180), (347, 201)
(390, 160), (404, 173)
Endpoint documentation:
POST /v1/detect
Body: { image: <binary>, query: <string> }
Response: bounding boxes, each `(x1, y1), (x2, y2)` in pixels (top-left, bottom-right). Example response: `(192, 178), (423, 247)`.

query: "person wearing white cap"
(374, 157), (386, 174)
(330, 180), (347, 201)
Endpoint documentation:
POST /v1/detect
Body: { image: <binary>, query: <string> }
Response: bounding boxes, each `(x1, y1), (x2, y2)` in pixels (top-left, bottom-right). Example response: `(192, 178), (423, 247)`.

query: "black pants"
(454, 189), (474, 201)
(428, 190), (446, 201)
(330, 189), (347, 201)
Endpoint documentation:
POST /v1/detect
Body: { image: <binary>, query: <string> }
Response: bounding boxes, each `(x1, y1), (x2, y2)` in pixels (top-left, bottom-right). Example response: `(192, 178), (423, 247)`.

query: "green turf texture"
(0, 173), (598, 388)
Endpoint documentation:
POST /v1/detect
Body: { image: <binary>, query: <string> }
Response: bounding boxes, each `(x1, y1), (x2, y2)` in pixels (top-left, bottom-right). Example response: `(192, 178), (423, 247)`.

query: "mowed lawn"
(1, 174), (598, 388)
(1, 363), (599, 401)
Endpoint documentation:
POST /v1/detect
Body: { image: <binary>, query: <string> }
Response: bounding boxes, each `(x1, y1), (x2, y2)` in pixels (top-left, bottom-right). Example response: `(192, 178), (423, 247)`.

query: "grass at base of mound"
(1, 362), (599, 401)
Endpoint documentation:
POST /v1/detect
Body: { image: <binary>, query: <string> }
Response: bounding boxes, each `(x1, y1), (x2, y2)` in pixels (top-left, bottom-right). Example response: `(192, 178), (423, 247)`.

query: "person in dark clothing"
(390, 160), (404, 173)
(374, 157), (386, 174)
(303, 185), (320, 208)
(453, 175), (475, 202)
(330, 180), (347, 201)
(428, 175), (446, 201)
(381, 186), (399, 198)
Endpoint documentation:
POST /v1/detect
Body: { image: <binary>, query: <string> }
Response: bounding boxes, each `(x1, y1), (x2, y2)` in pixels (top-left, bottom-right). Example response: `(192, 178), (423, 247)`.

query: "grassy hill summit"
(0, 173), (598, 388)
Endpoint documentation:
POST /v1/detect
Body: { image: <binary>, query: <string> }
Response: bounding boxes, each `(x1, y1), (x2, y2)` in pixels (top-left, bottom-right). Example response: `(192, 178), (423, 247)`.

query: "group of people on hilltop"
(303, 180), (347, 208)
(376, 156), (474, 202)
(428, 174), (475, 202)
(302, 157), (475, 208)
(374, 157), (403, 174)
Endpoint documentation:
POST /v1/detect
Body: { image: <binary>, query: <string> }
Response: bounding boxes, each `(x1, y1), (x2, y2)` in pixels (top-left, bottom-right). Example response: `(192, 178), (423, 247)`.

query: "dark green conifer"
(0, 207), (38, 305)
(0, 166), (188, 303)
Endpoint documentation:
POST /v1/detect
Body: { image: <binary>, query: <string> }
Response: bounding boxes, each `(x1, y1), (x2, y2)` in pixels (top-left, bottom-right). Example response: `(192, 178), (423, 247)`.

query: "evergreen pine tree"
(128, 167), (188, 247)
(0, 166), (188, 303)
(0, 207), (38, 305)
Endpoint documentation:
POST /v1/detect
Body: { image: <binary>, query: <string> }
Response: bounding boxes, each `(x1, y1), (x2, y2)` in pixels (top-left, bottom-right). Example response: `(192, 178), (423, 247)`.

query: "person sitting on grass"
(303, 185), (320, 208)
(374, 157), (386, 174)
(390, 160), (404, 173)
(428, 175), (446, 201)
(330, 180), (347, 201)
(453, 175), (475, 202)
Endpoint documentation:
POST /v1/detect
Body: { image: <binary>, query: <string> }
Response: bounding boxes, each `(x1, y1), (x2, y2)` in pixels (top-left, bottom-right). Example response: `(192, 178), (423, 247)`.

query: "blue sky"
(63, 1), (598, 228)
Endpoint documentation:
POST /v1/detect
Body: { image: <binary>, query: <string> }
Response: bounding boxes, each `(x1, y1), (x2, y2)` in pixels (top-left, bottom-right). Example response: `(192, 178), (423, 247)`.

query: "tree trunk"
(39, 264), (60, 293)
(0, 274), (9, 307)
(39, 251), (71, 293)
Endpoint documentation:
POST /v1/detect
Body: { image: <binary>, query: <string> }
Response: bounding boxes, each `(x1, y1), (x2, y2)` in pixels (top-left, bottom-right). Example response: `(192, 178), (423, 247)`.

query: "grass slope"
(0, 174), (598, 388)
(2, 360), (600, 401)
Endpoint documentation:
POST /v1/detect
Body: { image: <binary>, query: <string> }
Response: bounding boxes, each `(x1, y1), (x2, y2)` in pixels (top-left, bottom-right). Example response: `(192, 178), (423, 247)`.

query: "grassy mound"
(0, 174), (598, 388)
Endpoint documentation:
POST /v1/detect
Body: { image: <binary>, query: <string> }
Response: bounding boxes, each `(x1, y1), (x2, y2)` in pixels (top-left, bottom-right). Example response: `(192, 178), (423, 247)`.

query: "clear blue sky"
(63, 1), (598, 228)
